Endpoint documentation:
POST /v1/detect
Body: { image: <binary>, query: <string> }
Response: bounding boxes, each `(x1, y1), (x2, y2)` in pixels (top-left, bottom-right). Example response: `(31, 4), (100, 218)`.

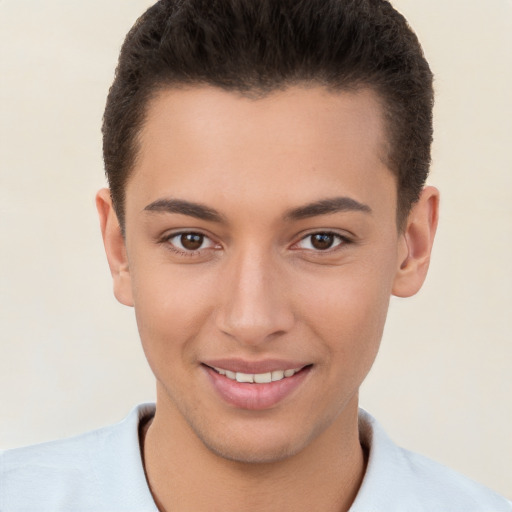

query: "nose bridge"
(216, 242), (293, 344)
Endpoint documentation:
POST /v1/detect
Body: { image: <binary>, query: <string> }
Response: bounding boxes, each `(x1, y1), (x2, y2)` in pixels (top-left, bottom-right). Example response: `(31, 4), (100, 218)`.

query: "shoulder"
(352, 409), (512, 512)
(0, 403), (157, 512)
(387, 444), (512, 511)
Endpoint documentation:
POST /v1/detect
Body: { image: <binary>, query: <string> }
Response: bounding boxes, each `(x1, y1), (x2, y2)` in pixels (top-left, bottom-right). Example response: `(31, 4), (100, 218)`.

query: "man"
(1, 1), (510, 511)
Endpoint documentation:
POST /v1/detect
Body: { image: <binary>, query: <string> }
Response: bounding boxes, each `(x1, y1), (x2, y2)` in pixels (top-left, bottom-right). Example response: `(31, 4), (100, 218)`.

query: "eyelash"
(161, 232), (219, 256)
(293, 231), (351, 252)
(160, 230), (352, 256)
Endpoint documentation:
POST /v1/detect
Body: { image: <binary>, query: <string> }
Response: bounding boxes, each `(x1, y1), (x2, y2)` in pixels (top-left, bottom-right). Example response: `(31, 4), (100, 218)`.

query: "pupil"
(311, 233), (334, 250)
(181, 233), (203, 250)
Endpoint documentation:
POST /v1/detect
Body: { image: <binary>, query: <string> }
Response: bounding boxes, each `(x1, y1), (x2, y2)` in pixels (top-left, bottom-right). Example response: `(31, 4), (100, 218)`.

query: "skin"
(97, 85), (438, 512)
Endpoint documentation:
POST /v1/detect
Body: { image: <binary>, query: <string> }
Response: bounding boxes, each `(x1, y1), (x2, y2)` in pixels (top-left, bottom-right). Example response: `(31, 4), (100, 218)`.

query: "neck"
(141, 396), (366, 512)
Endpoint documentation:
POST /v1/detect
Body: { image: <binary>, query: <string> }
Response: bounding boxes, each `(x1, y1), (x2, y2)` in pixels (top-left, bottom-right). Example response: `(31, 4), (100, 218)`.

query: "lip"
(202, 358), (309, 374)
(202, 361), (312, 410)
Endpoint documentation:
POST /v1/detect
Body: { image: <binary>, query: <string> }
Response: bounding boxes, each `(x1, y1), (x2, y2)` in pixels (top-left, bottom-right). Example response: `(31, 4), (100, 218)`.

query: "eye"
(296, 232), (346, 251)
(167, 232), (217, 253)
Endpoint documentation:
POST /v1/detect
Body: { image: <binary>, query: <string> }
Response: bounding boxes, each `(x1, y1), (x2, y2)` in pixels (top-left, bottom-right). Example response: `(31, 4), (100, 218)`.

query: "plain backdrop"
(1, 0), (511, 499)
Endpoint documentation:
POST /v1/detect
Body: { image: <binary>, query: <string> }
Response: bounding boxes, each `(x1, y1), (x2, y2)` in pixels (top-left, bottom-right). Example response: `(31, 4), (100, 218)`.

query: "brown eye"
(295, 232), (346, 251)
(166, 232), (217, 253)
(165, 231), (218, 256)
(310, 233), (336, 250)
(180, 233), (204, 251)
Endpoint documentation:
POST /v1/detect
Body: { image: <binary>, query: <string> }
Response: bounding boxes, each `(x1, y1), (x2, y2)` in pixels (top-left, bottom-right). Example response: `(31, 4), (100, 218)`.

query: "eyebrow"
(144, 198), (225, 223)
(284, 197), (372, 220)
(143, 195), (372, 223)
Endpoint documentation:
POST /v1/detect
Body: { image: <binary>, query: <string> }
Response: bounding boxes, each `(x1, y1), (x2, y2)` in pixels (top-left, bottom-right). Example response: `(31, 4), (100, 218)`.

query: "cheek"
(129, 261), (217, 369)
(296, 261), (394, 367)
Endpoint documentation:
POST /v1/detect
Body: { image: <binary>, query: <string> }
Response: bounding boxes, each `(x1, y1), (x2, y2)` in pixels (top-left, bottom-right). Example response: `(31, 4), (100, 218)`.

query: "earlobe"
(392, 186), (439, 298)
(95, 188), (134, 307)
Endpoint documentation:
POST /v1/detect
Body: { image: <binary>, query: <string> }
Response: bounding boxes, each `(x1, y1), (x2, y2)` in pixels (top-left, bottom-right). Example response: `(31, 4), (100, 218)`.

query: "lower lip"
(204, 365), (311, 410)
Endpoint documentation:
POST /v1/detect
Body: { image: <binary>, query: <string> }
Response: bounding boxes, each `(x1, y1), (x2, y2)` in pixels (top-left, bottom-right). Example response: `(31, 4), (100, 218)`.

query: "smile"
(204, 363), (312, 410)
(211, 366), (303, 384)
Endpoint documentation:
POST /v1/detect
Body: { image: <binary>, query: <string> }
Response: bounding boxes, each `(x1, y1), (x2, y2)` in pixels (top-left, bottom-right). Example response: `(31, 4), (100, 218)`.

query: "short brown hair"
(103, 0), (433, 229)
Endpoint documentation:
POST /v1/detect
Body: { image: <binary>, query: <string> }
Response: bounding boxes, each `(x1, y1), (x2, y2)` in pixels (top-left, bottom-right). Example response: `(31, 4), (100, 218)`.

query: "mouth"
(202, 361), (313, 410)
(209, 365), (305, 384)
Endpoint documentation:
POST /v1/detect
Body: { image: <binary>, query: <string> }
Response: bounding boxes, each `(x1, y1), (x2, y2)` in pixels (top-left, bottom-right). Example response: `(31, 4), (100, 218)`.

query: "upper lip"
(202, 358), (310, 374)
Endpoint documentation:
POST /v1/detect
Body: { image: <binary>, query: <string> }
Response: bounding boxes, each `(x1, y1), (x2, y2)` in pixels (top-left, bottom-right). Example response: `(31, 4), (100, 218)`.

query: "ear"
(96, 188), (134, 307)
(392, 186), (440, 298)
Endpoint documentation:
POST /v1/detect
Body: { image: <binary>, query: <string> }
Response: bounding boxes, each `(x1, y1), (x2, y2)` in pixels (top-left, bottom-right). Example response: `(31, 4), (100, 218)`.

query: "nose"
(215, 246), (295, 346)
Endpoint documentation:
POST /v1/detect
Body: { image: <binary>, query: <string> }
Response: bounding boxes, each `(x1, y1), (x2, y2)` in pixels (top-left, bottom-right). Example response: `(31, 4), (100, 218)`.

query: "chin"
(192, 417), (323, 465)
(201, 434), (305, 465)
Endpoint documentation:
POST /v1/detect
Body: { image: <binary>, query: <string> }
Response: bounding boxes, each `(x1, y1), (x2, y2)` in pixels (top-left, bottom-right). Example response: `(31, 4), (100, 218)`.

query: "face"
(99, 85), (435, 464)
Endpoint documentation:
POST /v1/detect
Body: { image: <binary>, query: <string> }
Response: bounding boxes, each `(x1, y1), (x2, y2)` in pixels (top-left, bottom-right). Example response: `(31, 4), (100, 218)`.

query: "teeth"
(213, 366), (302, 383)
(254, 372), (272, 384)
(236, 372), (254, 383)
(271, 370), (284, 381)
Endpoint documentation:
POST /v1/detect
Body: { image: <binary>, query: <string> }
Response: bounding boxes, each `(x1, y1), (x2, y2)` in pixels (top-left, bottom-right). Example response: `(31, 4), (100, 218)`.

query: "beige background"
(1, 0), (511, 499)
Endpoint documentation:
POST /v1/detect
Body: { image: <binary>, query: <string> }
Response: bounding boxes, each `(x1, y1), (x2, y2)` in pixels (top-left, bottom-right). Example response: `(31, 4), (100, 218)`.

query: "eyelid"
(158, 228), (353, 255)
(292, 230), (353, 251)
(160, 230), (221, 254)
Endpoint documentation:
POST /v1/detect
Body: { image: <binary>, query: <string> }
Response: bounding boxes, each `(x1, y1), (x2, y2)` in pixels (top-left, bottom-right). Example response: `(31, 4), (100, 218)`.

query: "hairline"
(115, 80), (410, 236)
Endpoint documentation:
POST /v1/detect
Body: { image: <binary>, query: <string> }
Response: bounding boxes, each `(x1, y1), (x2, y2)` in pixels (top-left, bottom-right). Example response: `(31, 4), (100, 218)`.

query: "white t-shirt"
(1, 404), (510, 511)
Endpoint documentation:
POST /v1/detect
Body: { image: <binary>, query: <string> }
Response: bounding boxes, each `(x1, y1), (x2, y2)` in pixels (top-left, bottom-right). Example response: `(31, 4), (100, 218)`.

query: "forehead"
(127, 85), (395, 218)
(139, 85), (387, 162)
